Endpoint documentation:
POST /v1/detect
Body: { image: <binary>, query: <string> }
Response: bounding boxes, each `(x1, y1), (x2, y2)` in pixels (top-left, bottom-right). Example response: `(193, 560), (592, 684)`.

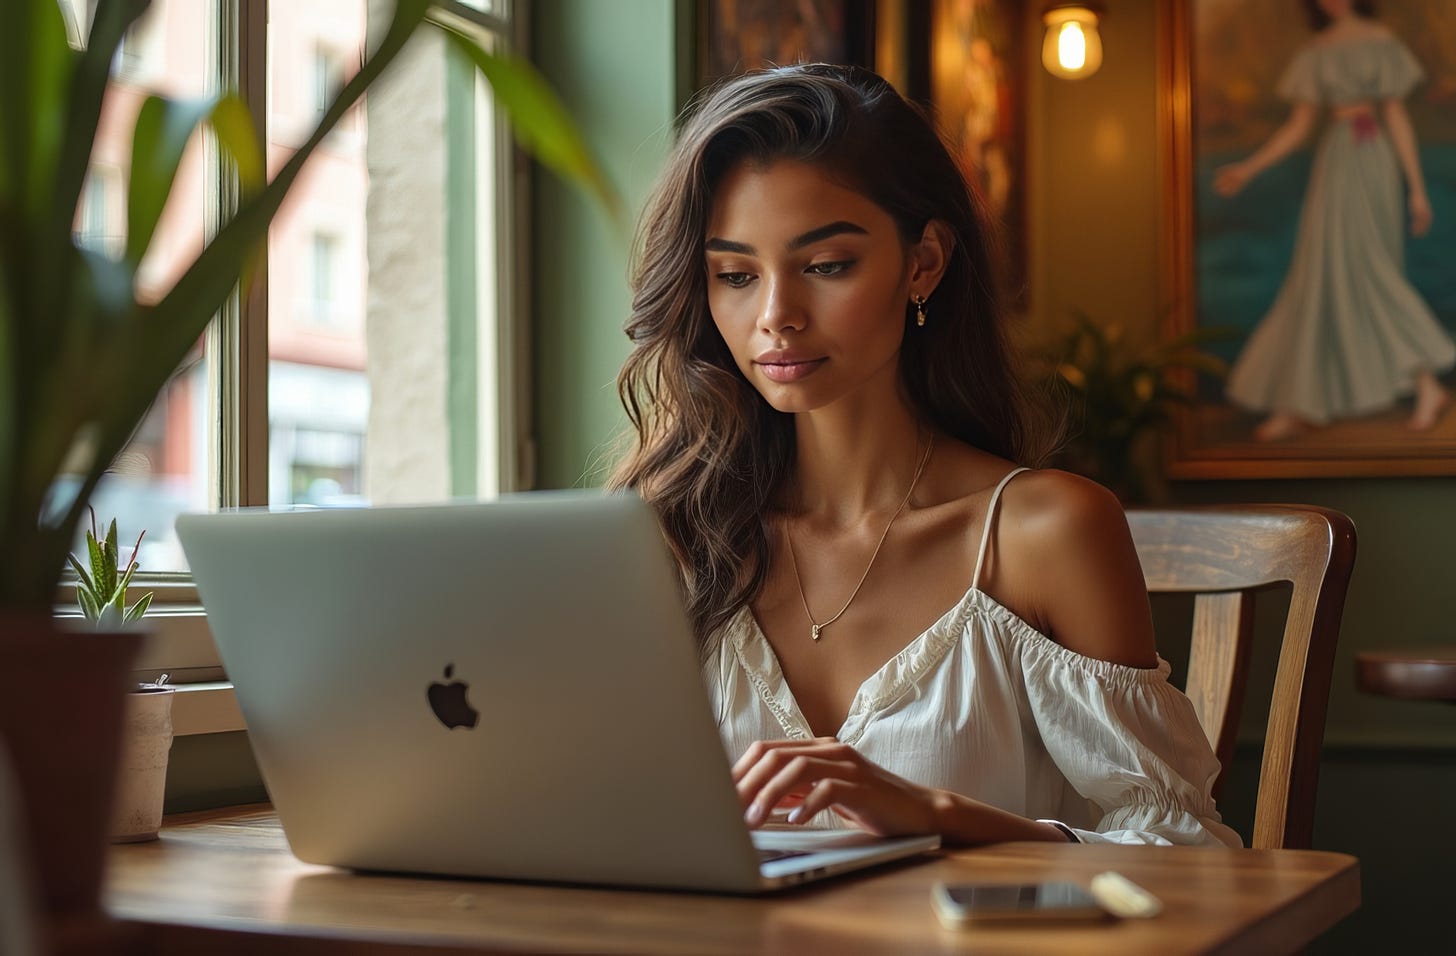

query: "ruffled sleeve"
(1276, 46), (1322, 104)
(1372, 36), (1425, 99)
(1019, 641), (1243, 848)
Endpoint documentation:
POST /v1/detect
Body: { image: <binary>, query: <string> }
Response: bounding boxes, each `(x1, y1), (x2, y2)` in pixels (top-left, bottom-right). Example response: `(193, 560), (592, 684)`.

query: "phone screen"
(933, 881), (1109, 926)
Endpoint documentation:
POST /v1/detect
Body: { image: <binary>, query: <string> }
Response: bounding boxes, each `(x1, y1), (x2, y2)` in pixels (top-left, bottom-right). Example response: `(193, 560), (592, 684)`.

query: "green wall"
(531, 0), (683, 489)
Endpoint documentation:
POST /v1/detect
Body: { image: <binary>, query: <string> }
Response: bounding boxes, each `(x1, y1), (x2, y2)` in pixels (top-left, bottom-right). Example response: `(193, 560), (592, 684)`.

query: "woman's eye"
(716, 272), (754, 289)
(806, 260), (853, 277)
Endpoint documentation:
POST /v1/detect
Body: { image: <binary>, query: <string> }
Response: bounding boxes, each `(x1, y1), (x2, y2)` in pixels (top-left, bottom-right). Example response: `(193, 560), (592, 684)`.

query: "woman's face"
(704, 159), (933, 415)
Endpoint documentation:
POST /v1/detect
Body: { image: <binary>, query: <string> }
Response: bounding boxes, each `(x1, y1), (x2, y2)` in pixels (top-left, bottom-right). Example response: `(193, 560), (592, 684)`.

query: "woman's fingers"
(785, 777), (866, 824)
(735, 742), (860, 824)
(732, 738), (938, 836)
(730, 737), (838, 783)
(741, 753), (860, 824)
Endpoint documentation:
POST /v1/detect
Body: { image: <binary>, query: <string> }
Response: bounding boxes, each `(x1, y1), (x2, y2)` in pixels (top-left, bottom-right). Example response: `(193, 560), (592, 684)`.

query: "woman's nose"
(758, 276), (806, 334)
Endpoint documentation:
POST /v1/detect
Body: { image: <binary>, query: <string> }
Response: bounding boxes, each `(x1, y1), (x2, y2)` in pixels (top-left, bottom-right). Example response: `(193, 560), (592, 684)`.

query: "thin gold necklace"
(784, 433), (935, 643)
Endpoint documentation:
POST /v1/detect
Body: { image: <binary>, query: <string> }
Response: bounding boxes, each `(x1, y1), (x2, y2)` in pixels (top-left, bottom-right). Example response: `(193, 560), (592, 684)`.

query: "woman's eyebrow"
(704, 220), (870, 256)
(788, 220), (868, 249)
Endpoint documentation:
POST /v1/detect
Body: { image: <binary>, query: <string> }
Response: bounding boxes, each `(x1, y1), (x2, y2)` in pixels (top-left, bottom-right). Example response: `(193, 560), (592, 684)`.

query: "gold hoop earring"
(912, 295), (927, 328)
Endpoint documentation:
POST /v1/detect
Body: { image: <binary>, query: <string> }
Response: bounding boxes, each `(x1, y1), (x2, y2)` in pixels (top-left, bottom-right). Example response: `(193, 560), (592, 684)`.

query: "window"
(311, 44), (344, 122)
(76, 165), (125, 258)
(309, 231), (341, 327)
(59, 0), (528, 694)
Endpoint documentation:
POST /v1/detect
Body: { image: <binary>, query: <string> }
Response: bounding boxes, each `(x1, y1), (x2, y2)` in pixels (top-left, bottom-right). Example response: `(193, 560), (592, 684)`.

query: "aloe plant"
(0, 0), (616, 613)
(67, 509), (152, 629)
(1032, 311), (1233, 502)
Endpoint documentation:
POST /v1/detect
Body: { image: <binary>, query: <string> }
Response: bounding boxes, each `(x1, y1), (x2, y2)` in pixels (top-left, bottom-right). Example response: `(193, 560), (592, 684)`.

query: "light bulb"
(1042, 5), (1103, 80)
(1058, 22), (1087, 71)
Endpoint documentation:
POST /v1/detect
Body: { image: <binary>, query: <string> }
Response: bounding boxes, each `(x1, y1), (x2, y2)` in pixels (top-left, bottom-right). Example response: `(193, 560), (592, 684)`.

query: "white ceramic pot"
(109, 686), (175, 843)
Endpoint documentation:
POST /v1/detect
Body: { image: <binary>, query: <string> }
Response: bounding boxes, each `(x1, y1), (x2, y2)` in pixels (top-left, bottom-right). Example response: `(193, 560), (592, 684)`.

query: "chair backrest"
(1125, 505), (1356, 850)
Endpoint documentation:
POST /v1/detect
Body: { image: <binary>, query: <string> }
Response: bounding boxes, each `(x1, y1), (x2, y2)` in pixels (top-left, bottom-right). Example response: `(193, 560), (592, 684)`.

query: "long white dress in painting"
(1225, 35), (1456, 424)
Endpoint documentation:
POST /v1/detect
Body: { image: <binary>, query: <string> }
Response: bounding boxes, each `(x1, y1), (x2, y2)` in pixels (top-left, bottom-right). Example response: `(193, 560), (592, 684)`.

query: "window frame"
(57, 0), (533, 730)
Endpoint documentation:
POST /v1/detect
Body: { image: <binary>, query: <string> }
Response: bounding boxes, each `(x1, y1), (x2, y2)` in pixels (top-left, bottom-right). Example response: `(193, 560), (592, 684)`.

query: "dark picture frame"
(1160, 0), (1456, 478)
(696, 0), (876, 90)
(926, 0), (1028, 310)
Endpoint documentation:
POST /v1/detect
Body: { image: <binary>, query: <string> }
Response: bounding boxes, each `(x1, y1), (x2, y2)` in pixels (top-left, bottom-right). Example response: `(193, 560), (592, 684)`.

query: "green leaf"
(104, 518), (119, 578)
(209, 93), (264, 195)
(126, 94), (218, 267)
(85, 527), (109, 599)
(67, 552), (98, 599)
(96, 603), (122, 631)
(76, 584), (100, 622)
(78, 246), (135, 320)
(0, 265), (14, 521)
(0, 0), (72, 216)
(111, 559), (140, 610)
(438, 27), (622, 224)
(39, 0), (151, 350)
(124, 592), (153, 623)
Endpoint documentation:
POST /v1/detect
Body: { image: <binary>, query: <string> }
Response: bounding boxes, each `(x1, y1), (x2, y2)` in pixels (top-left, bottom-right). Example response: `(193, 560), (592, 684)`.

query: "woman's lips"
(757, 358), (827, 383)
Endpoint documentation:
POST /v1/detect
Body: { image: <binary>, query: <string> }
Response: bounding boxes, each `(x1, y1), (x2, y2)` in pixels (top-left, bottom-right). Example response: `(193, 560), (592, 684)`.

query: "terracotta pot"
(0, 612), (142, 919)
(109, 685), (175, 843)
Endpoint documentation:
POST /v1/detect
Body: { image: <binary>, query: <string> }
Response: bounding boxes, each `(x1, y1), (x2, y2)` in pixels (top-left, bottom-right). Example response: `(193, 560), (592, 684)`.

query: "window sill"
(172, 682), (244, 737)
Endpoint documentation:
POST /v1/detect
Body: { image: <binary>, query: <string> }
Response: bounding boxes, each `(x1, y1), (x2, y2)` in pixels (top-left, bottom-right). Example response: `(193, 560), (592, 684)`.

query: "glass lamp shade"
(1042, 6), (1104, 80)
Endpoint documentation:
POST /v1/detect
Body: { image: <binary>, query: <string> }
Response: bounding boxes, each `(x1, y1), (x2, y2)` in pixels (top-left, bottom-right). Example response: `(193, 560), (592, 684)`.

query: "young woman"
(611, 64), (1240, 847)
(1215, 0), (1453, 441)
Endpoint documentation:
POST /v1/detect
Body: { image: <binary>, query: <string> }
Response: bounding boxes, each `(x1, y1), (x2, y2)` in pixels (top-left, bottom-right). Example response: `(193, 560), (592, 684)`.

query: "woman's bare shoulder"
(998, 468), (1123, 536)
(995, 469), (1158, 667)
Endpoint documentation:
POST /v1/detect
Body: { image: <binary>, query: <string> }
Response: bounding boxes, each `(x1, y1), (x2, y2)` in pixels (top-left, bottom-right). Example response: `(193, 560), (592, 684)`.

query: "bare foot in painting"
(1407, 374), (1451, 431)
(1253, 412), (1308, 442)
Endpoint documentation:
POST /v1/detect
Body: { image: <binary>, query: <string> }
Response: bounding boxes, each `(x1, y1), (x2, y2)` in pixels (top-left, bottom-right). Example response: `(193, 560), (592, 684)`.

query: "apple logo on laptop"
(427, 664), (479, 729)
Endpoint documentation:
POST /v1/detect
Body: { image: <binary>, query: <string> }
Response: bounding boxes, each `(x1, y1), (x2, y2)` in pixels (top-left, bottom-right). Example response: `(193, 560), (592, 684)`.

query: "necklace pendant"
(811, 624), (822, 642)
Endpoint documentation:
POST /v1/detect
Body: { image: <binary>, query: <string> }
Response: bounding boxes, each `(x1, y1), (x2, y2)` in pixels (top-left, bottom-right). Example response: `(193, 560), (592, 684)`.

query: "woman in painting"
(1214, 0), (1454, 441)
(610, 63), (1240, 847)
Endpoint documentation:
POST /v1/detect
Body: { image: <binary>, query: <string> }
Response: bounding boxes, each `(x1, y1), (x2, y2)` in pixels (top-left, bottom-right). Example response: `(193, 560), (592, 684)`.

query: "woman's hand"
(1410, 191), (1433, 237)
(732, 738), (939, 837)
(1213, 161), (1254, 197)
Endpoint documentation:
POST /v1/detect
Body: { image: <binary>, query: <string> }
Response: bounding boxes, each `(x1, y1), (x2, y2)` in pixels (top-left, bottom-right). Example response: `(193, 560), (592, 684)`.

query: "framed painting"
(927, 0), (1027, 309)
(1160, 0), (1456, 478)
(696, 0), (875, 90)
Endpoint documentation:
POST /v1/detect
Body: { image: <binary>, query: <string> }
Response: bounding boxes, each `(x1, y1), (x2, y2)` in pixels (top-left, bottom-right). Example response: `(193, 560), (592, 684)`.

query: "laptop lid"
(177, 492), (935, 893)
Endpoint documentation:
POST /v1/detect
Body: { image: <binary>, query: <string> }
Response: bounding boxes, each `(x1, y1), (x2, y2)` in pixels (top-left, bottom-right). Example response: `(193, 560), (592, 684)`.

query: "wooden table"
(103, 805), (1359, 955)
(1356, 648), (1456, 702)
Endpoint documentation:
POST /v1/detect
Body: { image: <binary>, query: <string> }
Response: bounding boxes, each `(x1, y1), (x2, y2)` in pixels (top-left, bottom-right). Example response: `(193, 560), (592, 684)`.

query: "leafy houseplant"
(68, 510), (153, 630)
(66, 511), (178, 843)
(0, 0), (613, 932)
(1031, 311), (1231, 503)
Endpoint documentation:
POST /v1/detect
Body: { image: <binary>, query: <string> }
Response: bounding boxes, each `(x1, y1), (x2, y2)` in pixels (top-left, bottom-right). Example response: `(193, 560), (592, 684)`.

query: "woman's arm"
(733, 738), (1070, 844)
(1383, 97), (1433, 236)
(1214, 102), (1319, 197)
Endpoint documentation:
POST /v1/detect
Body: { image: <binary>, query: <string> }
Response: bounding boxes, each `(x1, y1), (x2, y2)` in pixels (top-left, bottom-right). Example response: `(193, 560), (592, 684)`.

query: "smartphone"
(931, 881), (1111, 928)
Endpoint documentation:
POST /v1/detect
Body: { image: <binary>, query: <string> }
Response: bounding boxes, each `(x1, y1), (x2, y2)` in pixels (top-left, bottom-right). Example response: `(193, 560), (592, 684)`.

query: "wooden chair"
(1125, 505), (1356, 850)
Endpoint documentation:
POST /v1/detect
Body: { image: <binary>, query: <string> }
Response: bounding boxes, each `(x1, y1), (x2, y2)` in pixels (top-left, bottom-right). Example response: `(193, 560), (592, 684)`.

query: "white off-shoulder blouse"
(701, 468), (1243, 848)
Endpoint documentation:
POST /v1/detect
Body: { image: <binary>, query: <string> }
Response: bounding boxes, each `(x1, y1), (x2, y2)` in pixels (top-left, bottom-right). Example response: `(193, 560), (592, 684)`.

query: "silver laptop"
(176, 491), (938, 893)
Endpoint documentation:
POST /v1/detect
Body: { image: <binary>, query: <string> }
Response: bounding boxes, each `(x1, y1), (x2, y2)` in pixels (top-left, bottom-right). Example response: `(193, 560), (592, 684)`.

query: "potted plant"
(1029, 310), (1231, 503)
(0, 0), (613, 936)
(68, 510), (175, 843)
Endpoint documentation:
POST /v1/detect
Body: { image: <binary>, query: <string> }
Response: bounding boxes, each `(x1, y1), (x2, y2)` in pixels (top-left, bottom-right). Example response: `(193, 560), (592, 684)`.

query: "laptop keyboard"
(758, 848), (813, 863)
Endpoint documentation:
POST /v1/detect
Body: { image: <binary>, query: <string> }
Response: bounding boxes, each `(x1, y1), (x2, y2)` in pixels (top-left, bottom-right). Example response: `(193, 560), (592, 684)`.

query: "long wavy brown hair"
(609, 64), (1057, 647)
